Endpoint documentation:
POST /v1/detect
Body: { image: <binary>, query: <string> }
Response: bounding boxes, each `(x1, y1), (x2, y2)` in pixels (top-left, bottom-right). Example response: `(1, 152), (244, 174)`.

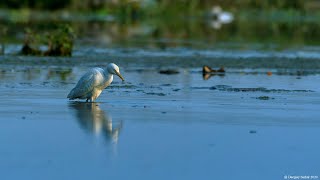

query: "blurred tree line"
(0, 0), (71, 9)
(1, 0), (320, 54)
(0, 0), (317, 11)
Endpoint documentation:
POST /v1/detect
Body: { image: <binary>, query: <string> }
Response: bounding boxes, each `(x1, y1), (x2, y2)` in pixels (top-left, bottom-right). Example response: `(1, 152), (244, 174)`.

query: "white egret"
(67, 63), (124, 102)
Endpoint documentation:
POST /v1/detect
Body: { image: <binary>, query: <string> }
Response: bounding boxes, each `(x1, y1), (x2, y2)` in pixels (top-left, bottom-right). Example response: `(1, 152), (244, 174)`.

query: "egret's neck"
(103, 68), (112, 77)
(101, 70), (113, 88)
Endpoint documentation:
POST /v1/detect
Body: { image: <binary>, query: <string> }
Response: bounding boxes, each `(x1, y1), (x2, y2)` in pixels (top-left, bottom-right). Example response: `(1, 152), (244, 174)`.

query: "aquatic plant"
(21, 28), (42, 55)
(21, 25), (75, 56)
(44, 25), (75, 56)
(0, 27), (7, 55)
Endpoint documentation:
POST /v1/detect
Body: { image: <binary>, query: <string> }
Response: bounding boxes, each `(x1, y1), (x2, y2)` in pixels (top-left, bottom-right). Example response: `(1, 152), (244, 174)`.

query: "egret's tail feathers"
(67, 89), (75, 99)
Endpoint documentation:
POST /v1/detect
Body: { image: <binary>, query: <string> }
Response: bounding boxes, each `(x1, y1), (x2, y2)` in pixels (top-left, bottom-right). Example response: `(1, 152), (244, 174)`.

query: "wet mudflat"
(0, 56), (319, 179)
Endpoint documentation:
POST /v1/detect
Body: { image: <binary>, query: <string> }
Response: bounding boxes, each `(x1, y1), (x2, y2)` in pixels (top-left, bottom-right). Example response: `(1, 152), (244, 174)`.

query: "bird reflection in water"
(69, 102), (122, 144)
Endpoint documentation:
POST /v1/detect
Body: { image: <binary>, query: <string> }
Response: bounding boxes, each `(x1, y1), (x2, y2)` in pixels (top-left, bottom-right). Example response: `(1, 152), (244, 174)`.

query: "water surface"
(0, 60), (319, 179)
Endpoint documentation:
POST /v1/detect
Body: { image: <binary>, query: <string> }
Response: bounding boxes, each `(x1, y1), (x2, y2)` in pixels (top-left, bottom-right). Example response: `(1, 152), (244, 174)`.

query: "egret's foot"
(85, 99), (94, 103)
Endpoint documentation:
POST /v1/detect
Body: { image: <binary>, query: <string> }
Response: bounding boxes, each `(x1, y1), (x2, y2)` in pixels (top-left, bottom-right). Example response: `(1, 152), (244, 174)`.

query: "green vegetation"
(21, 25), (74, 56)
(1, 0), (320, 55)
(0, 0), (317, 15)
(0, 0), (71, 9)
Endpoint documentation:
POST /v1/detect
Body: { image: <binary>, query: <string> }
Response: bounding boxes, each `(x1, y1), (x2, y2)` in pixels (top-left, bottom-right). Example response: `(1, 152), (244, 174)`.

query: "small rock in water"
(145, 92), (166, 96)
(217, 67), (225, 73)
(161, 84), (171, 86)
(256, 96), (274, 100)
(159, 69), (179, 75)
(249, 130), (257, 134)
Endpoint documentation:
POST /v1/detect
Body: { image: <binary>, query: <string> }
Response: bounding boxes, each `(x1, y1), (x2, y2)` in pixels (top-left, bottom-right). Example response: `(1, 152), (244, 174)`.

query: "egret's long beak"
(116, 71), (125, 81)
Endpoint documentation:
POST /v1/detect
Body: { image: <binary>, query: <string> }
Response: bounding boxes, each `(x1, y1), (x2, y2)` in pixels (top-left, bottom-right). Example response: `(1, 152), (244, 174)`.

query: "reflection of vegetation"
(21, 25), (74, 56)
(47, 68), (72, 81)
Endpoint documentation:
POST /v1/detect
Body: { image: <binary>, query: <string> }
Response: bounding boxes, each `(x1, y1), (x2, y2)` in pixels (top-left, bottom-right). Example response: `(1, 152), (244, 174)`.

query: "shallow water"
(0, 59), (319, 179)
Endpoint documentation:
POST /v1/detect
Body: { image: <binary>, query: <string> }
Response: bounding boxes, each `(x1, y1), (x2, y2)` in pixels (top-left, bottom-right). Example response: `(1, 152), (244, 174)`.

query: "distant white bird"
(209, 6), (234, 29)
(67, 63), (124, 102)
(211, 6), (233, 23)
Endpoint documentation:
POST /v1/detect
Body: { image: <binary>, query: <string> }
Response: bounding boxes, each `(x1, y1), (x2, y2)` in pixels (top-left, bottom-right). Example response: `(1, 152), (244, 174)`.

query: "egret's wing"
(68, 68), (103, 99)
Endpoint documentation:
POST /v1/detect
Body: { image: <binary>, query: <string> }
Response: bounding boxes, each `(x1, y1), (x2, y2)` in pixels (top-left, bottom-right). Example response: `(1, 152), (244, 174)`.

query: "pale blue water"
(0, 62), (319, 179)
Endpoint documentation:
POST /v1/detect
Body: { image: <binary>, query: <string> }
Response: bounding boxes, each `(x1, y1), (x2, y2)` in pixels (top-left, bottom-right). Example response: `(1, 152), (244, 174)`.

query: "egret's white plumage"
(67, 63), (124, 102)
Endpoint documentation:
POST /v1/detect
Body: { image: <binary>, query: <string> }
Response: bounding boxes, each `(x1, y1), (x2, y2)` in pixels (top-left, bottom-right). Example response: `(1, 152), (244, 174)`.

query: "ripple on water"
(191, 85), (315, 93)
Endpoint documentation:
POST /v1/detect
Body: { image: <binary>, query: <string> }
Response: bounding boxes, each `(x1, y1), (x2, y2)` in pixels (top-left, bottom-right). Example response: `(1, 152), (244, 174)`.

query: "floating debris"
(108, 84), (138, 89)
(161, 84), (172, 86)
(192, 87), (211, 90)
(256, 96), (274, 100)
(228, 87), (267, 92)
(249, 130), (257, 134)
(203, 65), (212, 74)
(202, 65), (225, 80)
(145, 92), (166, 96)
(159, 69), (179, 75)
(203, 65), (225, 74)
(199, 85), (315, 93)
